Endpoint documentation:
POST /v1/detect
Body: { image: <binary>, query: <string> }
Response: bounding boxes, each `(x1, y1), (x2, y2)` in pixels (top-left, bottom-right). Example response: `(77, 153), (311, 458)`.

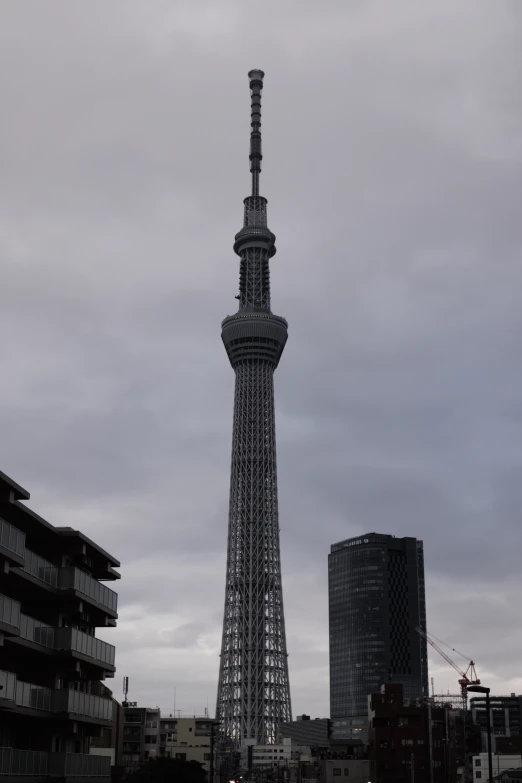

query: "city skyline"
(1, 0), (522, 719)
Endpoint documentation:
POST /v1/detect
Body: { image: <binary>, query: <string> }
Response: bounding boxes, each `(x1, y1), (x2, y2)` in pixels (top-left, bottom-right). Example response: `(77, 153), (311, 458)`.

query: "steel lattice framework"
(216, 70), (292, 747)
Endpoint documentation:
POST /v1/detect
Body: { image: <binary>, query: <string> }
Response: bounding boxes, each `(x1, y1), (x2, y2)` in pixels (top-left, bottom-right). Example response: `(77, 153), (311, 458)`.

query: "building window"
(476, 774), (482, 779)
(204, 754), (211, 761)
(417, 740), (424, 745)
(344, 769), (349, 776)
(475, 760), (481, 767)
(401, 740), (413, 746)
(333, 769), (341, 777)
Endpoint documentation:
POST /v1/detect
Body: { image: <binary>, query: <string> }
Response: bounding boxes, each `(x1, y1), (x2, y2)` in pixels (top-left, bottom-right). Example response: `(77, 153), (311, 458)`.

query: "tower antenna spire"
(248, 69), (264, 197)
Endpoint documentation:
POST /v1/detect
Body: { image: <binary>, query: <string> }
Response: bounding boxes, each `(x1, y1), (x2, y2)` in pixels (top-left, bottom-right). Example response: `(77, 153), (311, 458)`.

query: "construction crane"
(411, 622), (480, 709)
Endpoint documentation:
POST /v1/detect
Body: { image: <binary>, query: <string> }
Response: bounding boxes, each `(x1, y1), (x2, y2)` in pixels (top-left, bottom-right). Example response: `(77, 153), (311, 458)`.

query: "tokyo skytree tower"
(216, 70), (292, 746)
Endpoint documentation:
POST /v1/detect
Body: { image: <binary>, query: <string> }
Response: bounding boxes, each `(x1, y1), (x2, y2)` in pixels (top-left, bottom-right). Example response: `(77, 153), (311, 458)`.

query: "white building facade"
(472, 754), (522, 781)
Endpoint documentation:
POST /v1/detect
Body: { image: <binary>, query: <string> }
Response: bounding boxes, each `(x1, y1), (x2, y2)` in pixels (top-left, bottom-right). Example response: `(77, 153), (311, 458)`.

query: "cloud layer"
(1, 0), (521, 716)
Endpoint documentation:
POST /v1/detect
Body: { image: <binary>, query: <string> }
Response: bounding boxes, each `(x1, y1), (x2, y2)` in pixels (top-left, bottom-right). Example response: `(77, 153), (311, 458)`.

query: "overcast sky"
(1, 0), (522, 718)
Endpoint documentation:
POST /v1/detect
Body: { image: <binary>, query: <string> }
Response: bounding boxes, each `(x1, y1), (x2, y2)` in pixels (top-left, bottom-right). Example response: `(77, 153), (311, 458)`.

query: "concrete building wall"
(472, 753), (522, 781)
(162, 717), (215, 774)
(320, 759), (369, 783)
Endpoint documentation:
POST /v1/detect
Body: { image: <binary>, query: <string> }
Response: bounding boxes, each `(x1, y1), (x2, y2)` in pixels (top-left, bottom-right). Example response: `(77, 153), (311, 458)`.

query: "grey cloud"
(1, 0), (521, 714)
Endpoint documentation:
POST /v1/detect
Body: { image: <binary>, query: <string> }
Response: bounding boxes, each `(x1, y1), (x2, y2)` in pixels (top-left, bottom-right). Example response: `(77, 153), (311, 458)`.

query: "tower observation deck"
(216, 70), (292, 747)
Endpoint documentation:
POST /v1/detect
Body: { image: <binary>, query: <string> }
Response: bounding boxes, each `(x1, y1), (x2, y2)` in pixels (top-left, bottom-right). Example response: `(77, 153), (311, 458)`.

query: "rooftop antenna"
(123, 676), (129, 707)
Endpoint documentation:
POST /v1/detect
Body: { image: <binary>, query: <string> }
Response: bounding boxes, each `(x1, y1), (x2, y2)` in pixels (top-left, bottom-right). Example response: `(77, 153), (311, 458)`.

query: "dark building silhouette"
(216, 70), (291, 746)
(0, 469), (119, 780)
(368, 683), (459, 782)
(329, 533), (428, 741)
(277, 716), (330, 747)
(121, 705), (160, 771)
(471, 694), (522, 753)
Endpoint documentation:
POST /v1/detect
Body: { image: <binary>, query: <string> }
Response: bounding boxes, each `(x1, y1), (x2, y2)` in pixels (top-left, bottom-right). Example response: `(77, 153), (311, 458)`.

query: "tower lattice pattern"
(216, 70), (292, 746)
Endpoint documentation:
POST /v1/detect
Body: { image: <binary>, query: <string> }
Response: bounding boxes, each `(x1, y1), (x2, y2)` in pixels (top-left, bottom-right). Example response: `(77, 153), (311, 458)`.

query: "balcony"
(0, 518), (25, 563)
(0, 671), (112, 722)
(54, 627), (116, 669)
(59, 568), (118, 615)
(16, 618), (115, 670)
(0, 594), (21, 635)
(16, 679), (54, 712)
(57, 689), (113, 722)
(19, 614), (54, 648)
(0, 747), (111, 777)
(0, 747), (48, 776)
(21, 550), (58, 587)
(50, 752), (111, 777)
(0, 670), (16, 701)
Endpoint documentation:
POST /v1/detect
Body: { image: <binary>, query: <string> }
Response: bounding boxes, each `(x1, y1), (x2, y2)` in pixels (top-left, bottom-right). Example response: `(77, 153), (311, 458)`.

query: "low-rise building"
(0, 469), (120, 781)
(122, 705), (160, 771)
(278, 716), (330, 748)
(240, 738), (312, 779)
(368, 683), (455, 783)
(159, 717), (218, 776)
(471, 695), (522, 753)
(472, 754), (522, 781)
(319, 759), (369, 783)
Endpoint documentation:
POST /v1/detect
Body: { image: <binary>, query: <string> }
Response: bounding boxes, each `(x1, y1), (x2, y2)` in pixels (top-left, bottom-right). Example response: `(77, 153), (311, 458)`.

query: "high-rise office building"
(329, 533), (428, 741)
(216, 70), (292, 747)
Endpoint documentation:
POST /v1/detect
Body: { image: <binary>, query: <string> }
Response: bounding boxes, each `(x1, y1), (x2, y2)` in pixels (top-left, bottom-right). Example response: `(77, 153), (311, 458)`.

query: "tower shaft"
(216, 70), (291, 747)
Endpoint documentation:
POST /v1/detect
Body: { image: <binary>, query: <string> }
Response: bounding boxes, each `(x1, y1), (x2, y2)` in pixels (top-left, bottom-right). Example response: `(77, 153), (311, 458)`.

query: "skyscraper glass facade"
(328, 533), (428, 740)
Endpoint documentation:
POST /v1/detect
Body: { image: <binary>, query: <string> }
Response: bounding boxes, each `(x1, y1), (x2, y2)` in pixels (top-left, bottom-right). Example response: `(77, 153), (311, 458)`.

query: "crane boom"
(406, 616), (480, 704)
(415, 624), (468, 678)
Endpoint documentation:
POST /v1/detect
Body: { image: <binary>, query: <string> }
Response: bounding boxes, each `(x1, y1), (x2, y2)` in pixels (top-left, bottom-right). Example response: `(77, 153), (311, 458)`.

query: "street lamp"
(467, 686), (493, 783)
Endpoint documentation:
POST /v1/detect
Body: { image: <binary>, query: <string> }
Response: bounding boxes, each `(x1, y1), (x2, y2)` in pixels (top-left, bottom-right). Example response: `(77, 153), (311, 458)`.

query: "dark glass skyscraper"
(216, 70), (292, 748)
(328, 533), (428, 740)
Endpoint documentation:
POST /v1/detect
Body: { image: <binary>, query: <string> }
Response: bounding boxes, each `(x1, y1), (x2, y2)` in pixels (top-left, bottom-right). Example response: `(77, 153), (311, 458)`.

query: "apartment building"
(368, 683), (456, 783)
(159, 717), (218, 775)
(0, 469), (120, 781)
(472, 754), (522, 781)
(122, 705), (161, 771)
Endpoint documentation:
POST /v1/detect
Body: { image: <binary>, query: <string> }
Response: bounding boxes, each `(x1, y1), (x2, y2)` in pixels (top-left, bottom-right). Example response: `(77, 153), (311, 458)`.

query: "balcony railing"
(0, 748), (111, 777)
(19, 614), (54, 648)
(59, 568), (118, 613)
(1, 672), (112, 721)
(16, 679), (53, 712)
(0, 594), (21, 630)
(0, 670), (16, 701)
(21, 550), (58, 587)
(0, 518), (25, 559)
(56, 689), (113, 721)
(54, 627), (115, 667)
(50, 752), (111, 777)
(0, 748), (48, 776)
(17, 617), (114, 667)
